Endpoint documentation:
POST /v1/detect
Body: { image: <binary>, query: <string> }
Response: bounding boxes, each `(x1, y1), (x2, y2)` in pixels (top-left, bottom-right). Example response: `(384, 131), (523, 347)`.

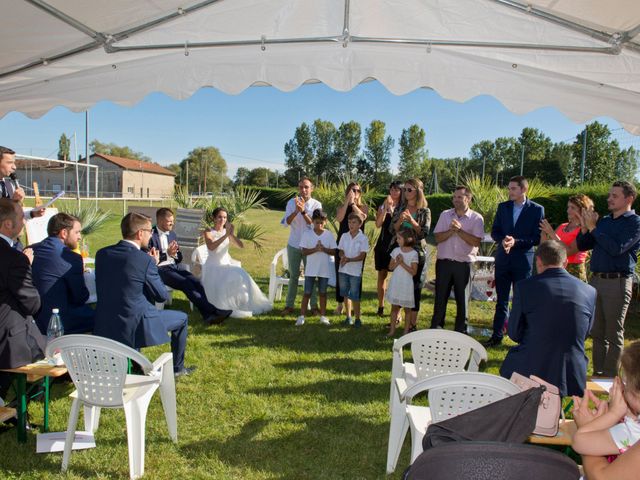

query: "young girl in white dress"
(386, 229), (419, 336)
(202, 207), (272, 318)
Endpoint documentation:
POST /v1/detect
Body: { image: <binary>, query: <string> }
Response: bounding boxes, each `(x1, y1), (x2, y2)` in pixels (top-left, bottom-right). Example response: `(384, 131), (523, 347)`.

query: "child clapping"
(296, 209), (336, 326)
(573, 341), (640, 455)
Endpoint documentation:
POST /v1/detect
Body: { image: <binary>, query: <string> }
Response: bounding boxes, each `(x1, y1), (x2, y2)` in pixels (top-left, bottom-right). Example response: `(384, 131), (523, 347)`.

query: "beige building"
(15, 153), (176, 198)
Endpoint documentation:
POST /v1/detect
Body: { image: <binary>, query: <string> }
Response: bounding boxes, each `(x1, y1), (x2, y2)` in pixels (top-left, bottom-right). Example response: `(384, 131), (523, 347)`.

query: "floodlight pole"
(520, 144), (525, 176)
(85, 110), (90, 197)
(580, 128), (587, 184)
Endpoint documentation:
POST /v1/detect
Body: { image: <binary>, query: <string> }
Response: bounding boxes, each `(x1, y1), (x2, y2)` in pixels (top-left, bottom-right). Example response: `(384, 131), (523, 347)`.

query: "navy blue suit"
(148, 227), (228, 320)
(490, 198), (544, 340)
(500, 268), (596, 397)
(93, 241), (188, 372)
(31, 236), (95, 335)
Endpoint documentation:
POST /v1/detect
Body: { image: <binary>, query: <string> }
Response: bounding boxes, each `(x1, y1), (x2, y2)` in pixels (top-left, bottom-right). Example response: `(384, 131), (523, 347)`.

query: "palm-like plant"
(65, 204), (112, 237)
(198, 187), (267, 250)
(173, 184), (195, 209)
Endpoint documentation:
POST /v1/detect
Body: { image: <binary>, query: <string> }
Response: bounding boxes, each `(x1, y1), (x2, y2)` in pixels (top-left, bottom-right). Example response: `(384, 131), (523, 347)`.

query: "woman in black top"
(389, 178), (431, 331)
(374, 181), (403, 316)
(334, 182), (369, 318)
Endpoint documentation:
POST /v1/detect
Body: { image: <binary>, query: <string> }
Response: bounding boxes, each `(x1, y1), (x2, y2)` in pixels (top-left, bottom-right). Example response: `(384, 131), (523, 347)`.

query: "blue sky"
(0, 81), (631, 178)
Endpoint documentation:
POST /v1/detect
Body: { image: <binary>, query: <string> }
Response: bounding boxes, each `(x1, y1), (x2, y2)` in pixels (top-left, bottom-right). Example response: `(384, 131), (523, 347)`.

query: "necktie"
(0, 180), (7, 198)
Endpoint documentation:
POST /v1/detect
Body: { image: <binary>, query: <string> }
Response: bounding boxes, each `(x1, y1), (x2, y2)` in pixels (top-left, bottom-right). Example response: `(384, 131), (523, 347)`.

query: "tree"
(311, 119), (338, 180)
(89, 139), (151, 162)
(615, 147), (639, 182)
(569, 121), (620, 185)
(518, 127), (552, 181)
(180, 146), (228, 194)
(57, 133), (71, 161)
(234, 167), (251, 186)
(468, 140), (495, 182)
(334, 121), (361, 178)
(284, 122), (314, 184)
(246, 167), (273, 187)
(542, 142), (573, 186)
(361, 120), (394, 188)
(398, 124), (427, 179)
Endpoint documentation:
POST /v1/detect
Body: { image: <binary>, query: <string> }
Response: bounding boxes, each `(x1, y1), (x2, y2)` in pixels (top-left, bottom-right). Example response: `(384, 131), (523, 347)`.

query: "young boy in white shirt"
(297, 209), (336, 326)
(338, 213), (369, 327)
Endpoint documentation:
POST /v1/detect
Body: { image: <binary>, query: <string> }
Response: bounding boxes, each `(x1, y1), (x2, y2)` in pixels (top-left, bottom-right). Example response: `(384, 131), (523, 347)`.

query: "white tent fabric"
(1, 0), (639, 133)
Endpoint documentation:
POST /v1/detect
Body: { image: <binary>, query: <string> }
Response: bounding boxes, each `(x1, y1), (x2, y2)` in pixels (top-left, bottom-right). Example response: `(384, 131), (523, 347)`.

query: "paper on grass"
(37, 431), (95, 453)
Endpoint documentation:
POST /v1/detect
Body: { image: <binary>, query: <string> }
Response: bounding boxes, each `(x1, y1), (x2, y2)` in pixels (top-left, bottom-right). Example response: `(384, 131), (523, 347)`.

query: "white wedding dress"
(202, 229), (272, 318)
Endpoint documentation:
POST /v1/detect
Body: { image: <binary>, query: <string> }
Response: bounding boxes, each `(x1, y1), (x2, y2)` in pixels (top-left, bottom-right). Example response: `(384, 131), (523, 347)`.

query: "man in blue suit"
(148, 208), (231, 325)
(93, 213), (193, 377)
(486, 176), (544, 346)
(500, 240), (596, 397)
(31, 213), (95, 334)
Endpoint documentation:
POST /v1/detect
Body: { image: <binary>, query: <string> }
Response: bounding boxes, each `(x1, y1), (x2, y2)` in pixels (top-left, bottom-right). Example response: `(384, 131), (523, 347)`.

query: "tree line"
(279, 119), (638, 192)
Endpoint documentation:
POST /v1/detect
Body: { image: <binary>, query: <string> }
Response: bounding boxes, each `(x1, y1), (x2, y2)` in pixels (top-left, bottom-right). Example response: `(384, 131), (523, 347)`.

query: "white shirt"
(299, 229), (337, 278)
(156, 228), (175, 267)
(123, 239), (141, 250)
(284, 196), (322, 248)
(338, 230), (369, 276)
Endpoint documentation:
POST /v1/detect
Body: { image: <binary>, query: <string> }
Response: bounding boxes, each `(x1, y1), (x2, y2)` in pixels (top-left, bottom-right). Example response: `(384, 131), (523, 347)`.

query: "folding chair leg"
(62, 397), (81, 472)
(83, 405), (101, 433)
(386, 406), (409, 474)
(159, 367), (178, 443)
(123, 392), (154, 480)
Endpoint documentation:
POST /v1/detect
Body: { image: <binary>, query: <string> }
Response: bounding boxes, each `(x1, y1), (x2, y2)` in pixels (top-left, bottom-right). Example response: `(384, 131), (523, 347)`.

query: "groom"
(148, 208), (231, 325)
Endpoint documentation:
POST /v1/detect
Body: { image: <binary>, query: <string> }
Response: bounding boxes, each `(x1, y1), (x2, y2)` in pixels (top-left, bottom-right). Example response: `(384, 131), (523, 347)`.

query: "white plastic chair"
(191, 244), (209, 282)
(387, 330), (488, 473)
(268, 247), (305, 302)
(46, 334), (178, 480)
(389, 372), (520, 473)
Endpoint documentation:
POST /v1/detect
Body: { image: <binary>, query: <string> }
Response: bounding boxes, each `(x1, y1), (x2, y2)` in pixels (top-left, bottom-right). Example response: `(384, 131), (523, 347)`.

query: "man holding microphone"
(0, 146), (46, 219)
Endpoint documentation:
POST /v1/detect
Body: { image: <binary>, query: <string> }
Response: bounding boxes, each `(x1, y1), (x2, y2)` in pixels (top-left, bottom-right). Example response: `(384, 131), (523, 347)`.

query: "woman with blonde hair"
(389, 178), (431, 331)
(540, 193), (594, 281)
(334, 182), (369, 320)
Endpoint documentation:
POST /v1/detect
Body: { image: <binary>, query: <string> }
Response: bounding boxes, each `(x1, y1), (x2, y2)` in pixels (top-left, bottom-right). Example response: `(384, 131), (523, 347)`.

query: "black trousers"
(430, 259), (471, 333)
(158, 265), (228, 318)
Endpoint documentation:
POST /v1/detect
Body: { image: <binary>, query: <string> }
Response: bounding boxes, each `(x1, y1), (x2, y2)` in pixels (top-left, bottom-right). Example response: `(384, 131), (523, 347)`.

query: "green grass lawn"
(2, 207), (638, 479)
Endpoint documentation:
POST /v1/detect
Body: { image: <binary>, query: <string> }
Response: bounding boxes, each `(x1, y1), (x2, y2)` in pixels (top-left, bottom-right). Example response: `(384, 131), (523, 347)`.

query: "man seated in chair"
(0, 199), (46, 398)
(93, 213), (194, 377)
(499, 240), (596, 397)
(148, 208), (231, 325)
(31, 213), (95, 335)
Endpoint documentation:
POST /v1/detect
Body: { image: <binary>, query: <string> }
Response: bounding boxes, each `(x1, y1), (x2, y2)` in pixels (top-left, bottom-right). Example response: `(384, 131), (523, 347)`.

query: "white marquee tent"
(2, 0), (640, 133)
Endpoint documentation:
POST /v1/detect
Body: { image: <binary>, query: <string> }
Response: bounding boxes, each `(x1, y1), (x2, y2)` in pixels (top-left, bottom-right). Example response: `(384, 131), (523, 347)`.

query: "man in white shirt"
(282, 177), (322, 314)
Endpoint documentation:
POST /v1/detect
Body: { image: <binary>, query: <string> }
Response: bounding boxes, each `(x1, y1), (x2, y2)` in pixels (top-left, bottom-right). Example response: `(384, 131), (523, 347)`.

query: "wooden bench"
(0, 406), (16, 423)
(0, 362), (68, 442)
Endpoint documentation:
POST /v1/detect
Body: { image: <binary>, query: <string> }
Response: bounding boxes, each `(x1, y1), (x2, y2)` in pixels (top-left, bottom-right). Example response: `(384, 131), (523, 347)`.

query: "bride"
(202, 207), (272, 318)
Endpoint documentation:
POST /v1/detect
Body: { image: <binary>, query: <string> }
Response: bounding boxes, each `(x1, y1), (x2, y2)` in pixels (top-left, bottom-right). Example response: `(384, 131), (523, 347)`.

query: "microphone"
(9, 173), (19, 190)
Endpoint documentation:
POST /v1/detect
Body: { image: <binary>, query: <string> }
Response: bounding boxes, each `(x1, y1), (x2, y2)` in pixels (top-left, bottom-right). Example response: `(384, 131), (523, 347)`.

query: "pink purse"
(509, 372), (562, 437)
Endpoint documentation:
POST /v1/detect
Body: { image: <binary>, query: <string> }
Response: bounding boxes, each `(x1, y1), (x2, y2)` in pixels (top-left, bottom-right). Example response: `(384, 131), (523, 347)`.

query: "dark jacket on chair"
(93, 240), (170, 348)
(31, 235), (95, 335)
(500, 268), (596, 397)
(0, 238), (46, 368)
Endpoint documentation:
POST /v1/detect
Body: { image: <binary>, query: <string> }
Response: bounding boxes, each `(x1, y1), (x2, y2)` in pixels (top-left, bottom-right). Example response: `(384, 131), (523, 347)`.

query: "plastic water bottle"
(46, 309), (64, 365)
(47, 308), (64, 341)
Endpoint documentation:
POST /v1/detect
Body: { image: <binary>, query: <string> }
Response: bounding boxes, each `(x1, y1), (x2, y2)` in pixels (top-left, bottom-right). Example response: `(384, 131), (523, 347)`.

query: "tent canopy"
(2, 0), (640, 133)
